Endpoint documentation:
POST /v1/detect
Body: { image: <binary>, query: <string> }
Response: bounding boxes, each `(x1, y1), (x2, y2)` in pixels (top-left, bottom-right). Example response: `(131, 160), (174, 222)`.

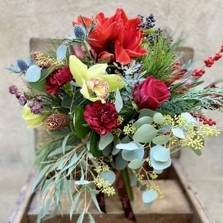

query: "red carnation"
(133, 76), (170, 110)
(45, 66), (73, 94)
(73, 9), (147, 65)
(84, 101), (120, 135)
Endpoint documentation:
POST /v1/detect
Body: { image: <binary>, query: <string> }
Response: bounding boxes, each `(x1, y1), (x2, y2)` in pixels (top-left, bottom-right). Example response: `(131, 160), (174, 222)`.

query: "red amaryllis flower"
(84, 101), (120, 135)
(133, 76), (170, 110)
(73, 9), (147, 65)
(46, 66), (73, 94)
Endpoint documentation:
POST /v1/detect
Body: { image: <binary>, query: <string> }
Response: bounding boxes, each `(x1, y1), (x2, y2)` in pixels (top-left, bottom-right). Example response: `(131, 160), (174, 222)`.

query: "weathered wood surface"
(9, 160), (214, 223)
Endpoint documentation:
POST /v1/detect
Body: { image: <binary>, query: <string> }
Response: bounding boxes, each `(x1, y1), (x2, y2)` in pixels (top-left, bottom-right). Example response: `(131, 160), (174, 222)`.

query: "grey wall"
(1, 0), (223, 222)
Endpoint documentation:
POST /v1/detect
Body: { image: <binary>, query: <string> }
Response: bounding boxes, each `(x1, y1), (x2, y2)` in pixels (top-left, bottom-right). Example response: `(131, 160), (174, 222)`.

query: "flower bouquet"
(9, 8), (223, 223)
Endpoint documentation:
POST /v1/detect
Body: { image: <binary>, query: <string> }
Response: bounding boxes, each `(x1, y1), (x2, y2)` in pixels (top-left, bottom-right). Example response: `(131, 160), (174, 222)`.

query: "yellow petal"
(22, 104), (46, 128)
(102, 75), (124, 92)
(86, 63), (108, 80)
(69, 55), (88, 86)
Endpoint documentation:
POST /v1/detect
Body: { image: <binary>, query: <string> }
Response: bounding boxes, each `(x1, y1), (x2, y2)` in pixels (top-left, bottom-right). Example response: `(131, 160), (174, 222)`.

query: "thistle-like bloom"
(69, 55), (124, 102)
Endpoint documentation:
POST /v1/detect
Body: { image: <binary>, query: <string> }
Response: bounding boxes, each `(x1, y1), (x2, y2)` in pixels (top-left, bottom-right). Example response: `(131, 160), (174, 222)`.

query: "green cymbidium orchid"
(22, 104), (47, 128)
(69, 55), (124, 102)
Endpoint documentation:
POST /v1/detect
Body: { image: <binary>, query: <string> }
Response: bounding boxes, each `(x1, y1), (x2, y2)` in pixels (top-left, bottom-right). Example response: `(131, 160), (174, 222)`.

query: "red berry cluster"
(203, 46), (223, 68)
(190, 112), (216, 126)
(192, 68), (205, 79)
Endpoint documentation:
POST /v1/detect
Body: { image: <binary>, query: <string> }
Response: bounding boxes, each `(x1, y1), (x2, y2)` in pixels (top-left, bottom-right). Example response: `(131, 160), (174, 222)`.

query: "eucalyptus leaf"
(142, 189), (158, 204)
(122, 148), (144, 161)
(62, 133), (71, 154)
(100, 170), (116, 184)
(181, 112), (197, 123)
(128, 159), (144, 169)
(57, 44), (67, 60)
(116, 141), (142, 151)
(115, 89), (123, 112)
(33, 164), (51, 192)
(77, 211), (85, 223)
(132, 116), (153, 129)
(133, 124), (158, 143)
(91, 194), (102, 212)
(99, 133), (114, 150)
(139, 108), (155, 118)
(25, 65), (41, 82)
(152, 135), (170, 145)
(172, 127), (185, 139)
(153, 113), (165, 124)
(130, 174), (137, 186)
(114, 153), (128, 170)
(88, 213), (96, 223)
(70, 192), (81, 220)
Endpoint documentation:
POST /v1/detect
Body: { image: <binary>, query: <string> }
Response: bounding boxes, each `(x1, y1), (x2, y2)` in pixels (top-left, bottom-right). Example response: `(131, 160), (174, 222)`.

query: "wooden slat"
(172, 159), (214, 223)
(8, 170), (38, 223)
(26, 179), (192, 223)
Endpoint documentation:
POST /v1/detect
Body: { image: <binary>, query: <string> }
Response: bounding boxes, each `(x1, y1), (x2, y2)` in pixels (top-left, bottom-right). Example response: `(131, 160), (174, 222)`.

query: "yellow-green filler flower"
(23, 104), (46, 128)
(69, 55), (124, 102)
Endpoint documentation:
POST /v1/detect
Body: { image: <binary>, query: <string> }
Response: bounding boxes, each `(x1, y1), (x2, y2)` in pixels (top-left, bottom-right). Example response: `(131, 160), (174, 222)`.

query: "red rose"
(46, 66), (73, 94)
(73, 9), (147, 65)
(133, 76), (170, 109)
(84, 101), (120, 135)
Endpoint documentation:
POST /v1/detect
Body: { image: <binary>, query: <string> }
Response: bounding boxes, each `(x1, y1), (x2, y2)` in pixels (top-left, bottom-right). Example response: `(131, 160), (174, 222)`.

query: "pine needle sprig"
(142, 36), (181, 82)
(159, 87), (223, 115)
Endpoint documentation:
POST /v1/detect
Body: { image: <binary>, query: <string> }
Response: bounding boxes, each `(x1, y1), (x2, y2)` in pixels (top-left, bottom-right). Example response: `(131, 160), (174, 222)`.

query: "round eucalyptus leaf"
(100, 170), (116, 185)
(122, 148), (144, 161)
(116, 141), (141, 151)
(133, 116), (153, 129)
(181, 112), (197, 124)
(25, 65), (41, 82)
(57, 44), (67, 60)
(153, 147), (170, 162)
(152, 135), (170, 145)
(142, 189), (158, 204)
(114, 153), (128, 170)
(128, 159), (144, 169)
(130, 174), (137, 186)
(172, 127), (185, 139)
(133, 124), (158, 143)
(153, 113), (165, 124)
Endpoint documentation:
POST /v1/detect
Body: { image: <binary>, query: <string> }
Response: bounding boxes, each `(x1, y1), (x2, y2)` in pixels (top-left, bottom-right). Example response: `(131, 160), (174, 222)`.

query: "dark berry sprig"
(190, 112), (216, 126)
(9, 85), (29, 106)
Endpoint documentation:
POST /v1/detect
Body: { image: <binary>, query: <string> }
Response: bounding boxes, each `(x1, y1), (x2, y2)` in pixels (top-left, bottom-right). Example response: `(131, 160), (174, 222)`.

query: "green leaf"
(114, 153), (128, 170)
(128, 159), (144, 169)
(57, 44), (67, 60)
(152, 135), (170, 145)
(73, 106), (90, 138)
(192, 148), (202, 156)
(33, 164), (51, 192)
(122, 148), (144, 161)
(142, 189), (158, 204)
(100, 170), (116, 185)
(133, 124), (158, 143)
(116, 141), (142, 151)
(181, 112), (197, 123)
(89, 132), (102, 157)
(70, 192), (81, 220)
(91, 194), (102, 212)
(133, 116), (153, 129)
(115, 89), (123, 112)
(62, 133), (71, 154)
(88, 213), (96, 223)
(139, 108), (155, 118)
(172, 127), (185, 139)
(25, 65), (41, 82)
(76, 207), (85, 222)
(153, 113), (165, 124)
(99, 133), (114, 150)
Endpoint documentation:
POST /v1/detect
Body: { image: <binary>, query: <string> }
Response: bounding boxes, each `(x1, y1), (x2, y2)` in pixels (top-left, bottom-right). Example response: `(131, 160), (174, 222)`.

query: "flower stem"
(120, 168), (134, 201)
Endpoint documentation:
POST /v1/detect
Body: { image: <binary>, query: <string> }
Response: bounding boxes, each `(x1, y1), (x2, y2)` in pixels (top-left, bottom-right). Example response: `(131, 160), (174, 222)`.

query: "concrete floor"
(1, 1), (223, 222)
